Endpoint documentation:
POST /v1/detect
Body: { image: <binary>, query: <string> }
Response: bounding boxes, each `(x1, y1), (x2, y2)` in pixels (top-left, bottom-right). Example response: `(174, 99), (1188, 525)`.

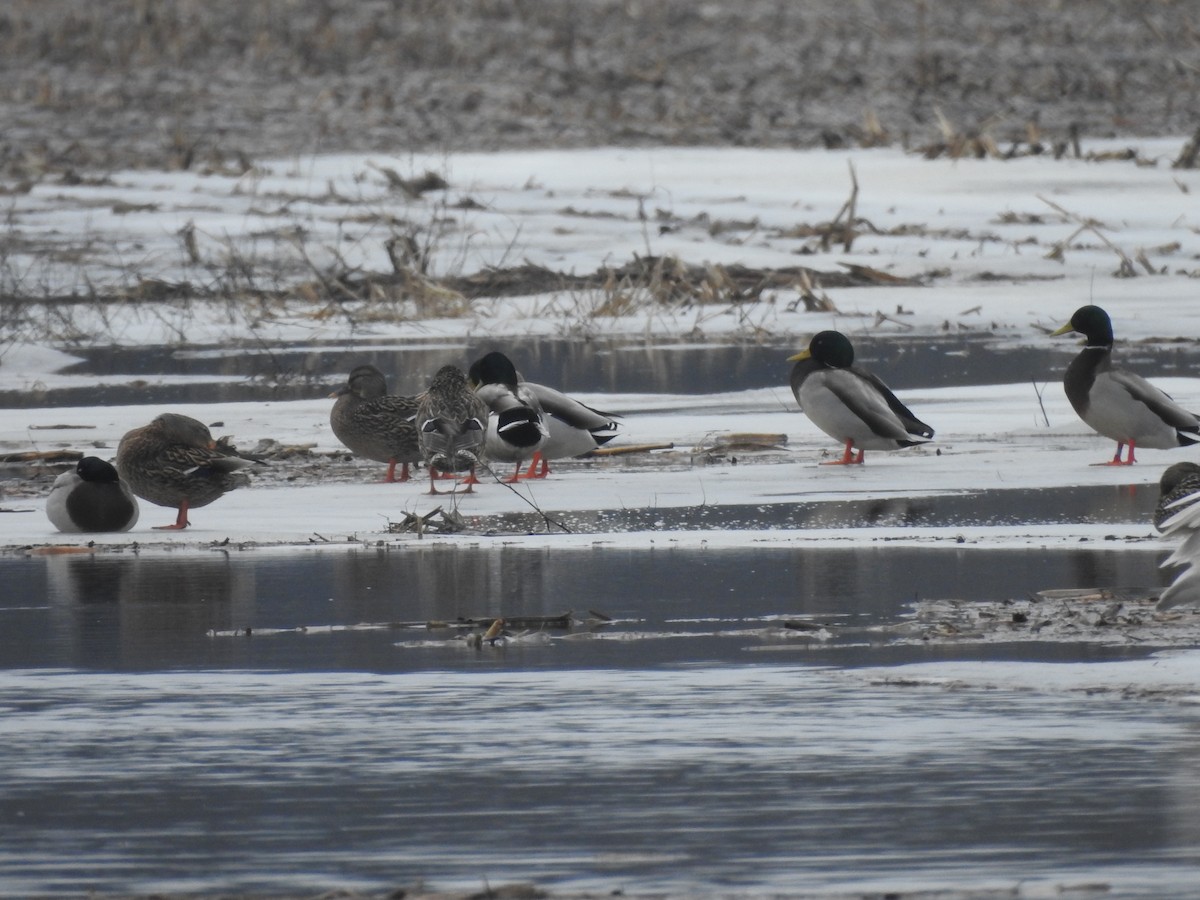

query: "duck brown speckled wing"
(416, 365), (488, 476)
(330, 365), (421, 481)
(116, 412), (256, 528)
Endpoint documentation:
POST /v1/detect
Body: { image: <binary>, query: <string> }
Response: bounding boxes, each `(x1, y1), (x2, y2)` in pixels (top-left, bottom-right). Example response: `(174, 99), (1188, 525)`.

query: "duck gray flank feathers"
(519, 382), (621, 477)
(788, 330), (933, 465)
(1052, 304), (1200, 465)
(468, 351), (549, 482)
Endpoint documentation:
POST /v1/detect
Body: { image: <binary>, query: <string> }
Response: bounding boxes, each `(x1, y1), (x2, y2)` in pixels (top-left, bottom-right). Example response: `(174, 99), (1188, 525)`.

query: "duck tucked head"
(468, 351), (521, 391)
(341, 365), (389, 400)
(1160, 461), (1200, 497)
(76, 456), (122, 484)
(1052, 305), (1114, 347)
(788, 331), (855, 369)
(152, 412), (218, 449)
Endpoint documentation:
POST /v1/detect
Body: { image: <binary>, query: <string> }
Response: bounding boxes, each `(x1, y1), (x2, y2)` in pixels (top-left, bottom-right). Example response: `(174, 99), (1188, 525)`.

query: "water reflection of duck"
(788, 331), (934, 465)
(116, 413), (258, 530)
(1052, 305), (1200, 465)
(46, 457), (139, 533)
(330, 364), (421, 483)
(416, 365), (488, 494)
(468, 351), (549, 483)
(1154, 461), (1200, 610)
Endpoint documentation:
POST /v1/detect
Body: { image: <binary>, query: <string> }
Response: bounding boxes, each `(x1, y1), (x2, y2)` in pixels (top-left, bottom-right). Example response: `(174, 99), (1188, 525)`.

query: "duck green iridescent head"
(787, 331), (855, 369)
(1051, 305), (1114, 346)
(468, 350), (521, 390)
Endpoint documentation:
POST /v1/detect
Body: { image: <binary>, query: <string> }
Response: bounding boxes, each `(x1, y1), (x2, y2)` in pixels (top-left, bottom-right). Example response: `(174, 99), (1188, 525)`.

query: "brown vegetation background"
(1, 0), (1197, 176)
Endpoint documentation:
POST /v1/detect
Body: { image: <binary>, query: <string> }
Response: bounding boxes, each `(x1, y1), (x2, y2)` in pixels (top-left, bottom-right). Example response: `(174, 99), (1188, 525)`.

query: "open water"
(4, 334), (1200, 895)
(3, 544), (1200, 897)
(10, 332), (1200, 407)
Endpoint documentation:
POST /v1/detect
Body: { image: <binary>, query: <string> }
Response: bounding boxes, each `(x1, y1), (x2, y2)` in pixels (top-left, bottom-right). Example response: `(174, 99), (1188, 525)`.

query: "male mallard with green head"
(468, 351), (549, 483)
(788, 330), (933, 465)
(1052, 305), (1200, 465)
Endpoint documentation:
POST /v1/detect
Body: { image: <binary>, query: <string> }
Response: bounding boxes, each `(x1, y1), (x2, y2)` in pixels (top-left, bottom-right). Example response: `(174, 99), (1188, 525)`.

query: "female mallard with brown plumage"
(330, 364), (421, 483)
(116, 412), (259, 529)
(416, 365), (488, 494)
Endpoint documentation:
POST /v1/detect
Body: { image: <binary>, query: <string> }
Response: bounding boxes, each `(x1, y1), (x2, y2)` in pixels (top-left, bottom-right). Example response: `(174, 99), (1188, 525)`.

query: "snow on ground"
(3, 140), (1200, 349)
(2, 140), (1199, 554)
(850, 649), (1200, 703)
(0, 378), (1190, 552)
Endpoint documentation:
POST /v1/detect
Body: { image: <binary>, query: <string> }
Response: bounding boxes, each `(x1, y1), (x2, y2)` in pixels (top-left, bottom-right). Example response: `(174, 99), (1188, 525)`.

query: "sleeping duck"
(46, 457), (139, 533)
(788, 330), (933, 465)
(1052, 305), (1200, 465)
(116, 413), (259, 529)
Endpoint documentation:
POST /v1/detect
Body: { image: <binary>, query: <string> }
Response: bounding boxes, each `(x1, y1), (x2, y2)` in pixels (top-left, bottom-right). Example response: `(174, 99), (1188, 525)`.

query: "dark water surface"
(492, 483), (1159, 533)
(3, 544), (1199, 897)
(11, 333), (1200, 408)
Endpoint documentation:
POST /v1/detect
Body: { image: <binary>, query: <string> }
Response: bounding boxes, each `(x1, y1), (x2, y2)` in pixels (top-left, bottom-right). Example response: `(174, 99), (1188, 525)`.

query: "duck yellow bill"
(1050, 323), (1076, 337)
(787, 350), (812, 362)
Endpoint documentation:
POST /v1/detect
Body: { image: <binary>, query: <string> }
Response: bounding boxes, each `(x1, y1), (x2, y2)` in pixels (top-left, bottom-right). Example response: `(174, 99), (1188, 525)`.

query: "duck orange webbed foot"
(820, 442), (865, 465)
(154, 504), (191, 530)
(521, 455), (551, 478)
(1091, 442), (1137, 466)
(382, 460), (412, 483)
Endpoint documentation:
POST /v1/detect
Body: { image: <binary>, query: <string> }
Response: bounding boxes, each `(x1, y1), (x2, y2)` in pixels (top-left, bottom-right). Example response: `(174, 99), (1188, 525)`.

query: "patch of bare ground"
(45, 888), (1080, 900)
(0, 0), (1198, 180)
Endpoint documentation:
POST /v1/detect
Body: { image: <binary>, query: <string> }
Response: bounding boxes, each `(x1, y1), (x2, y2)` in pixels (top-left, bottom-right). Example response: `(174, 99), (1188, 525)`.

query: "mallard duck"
(46, 457), (139, 533)
(788, 330), (933, 465)
(520, 382), (621, 477)
(330, 364), (421, 482)
(416, 365), (488, 494)
(115, 413), (258, 529)
(467, 351), (549, 483)
(1153, 461), (1200, 610)
(1052, 305), (1200, 465)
